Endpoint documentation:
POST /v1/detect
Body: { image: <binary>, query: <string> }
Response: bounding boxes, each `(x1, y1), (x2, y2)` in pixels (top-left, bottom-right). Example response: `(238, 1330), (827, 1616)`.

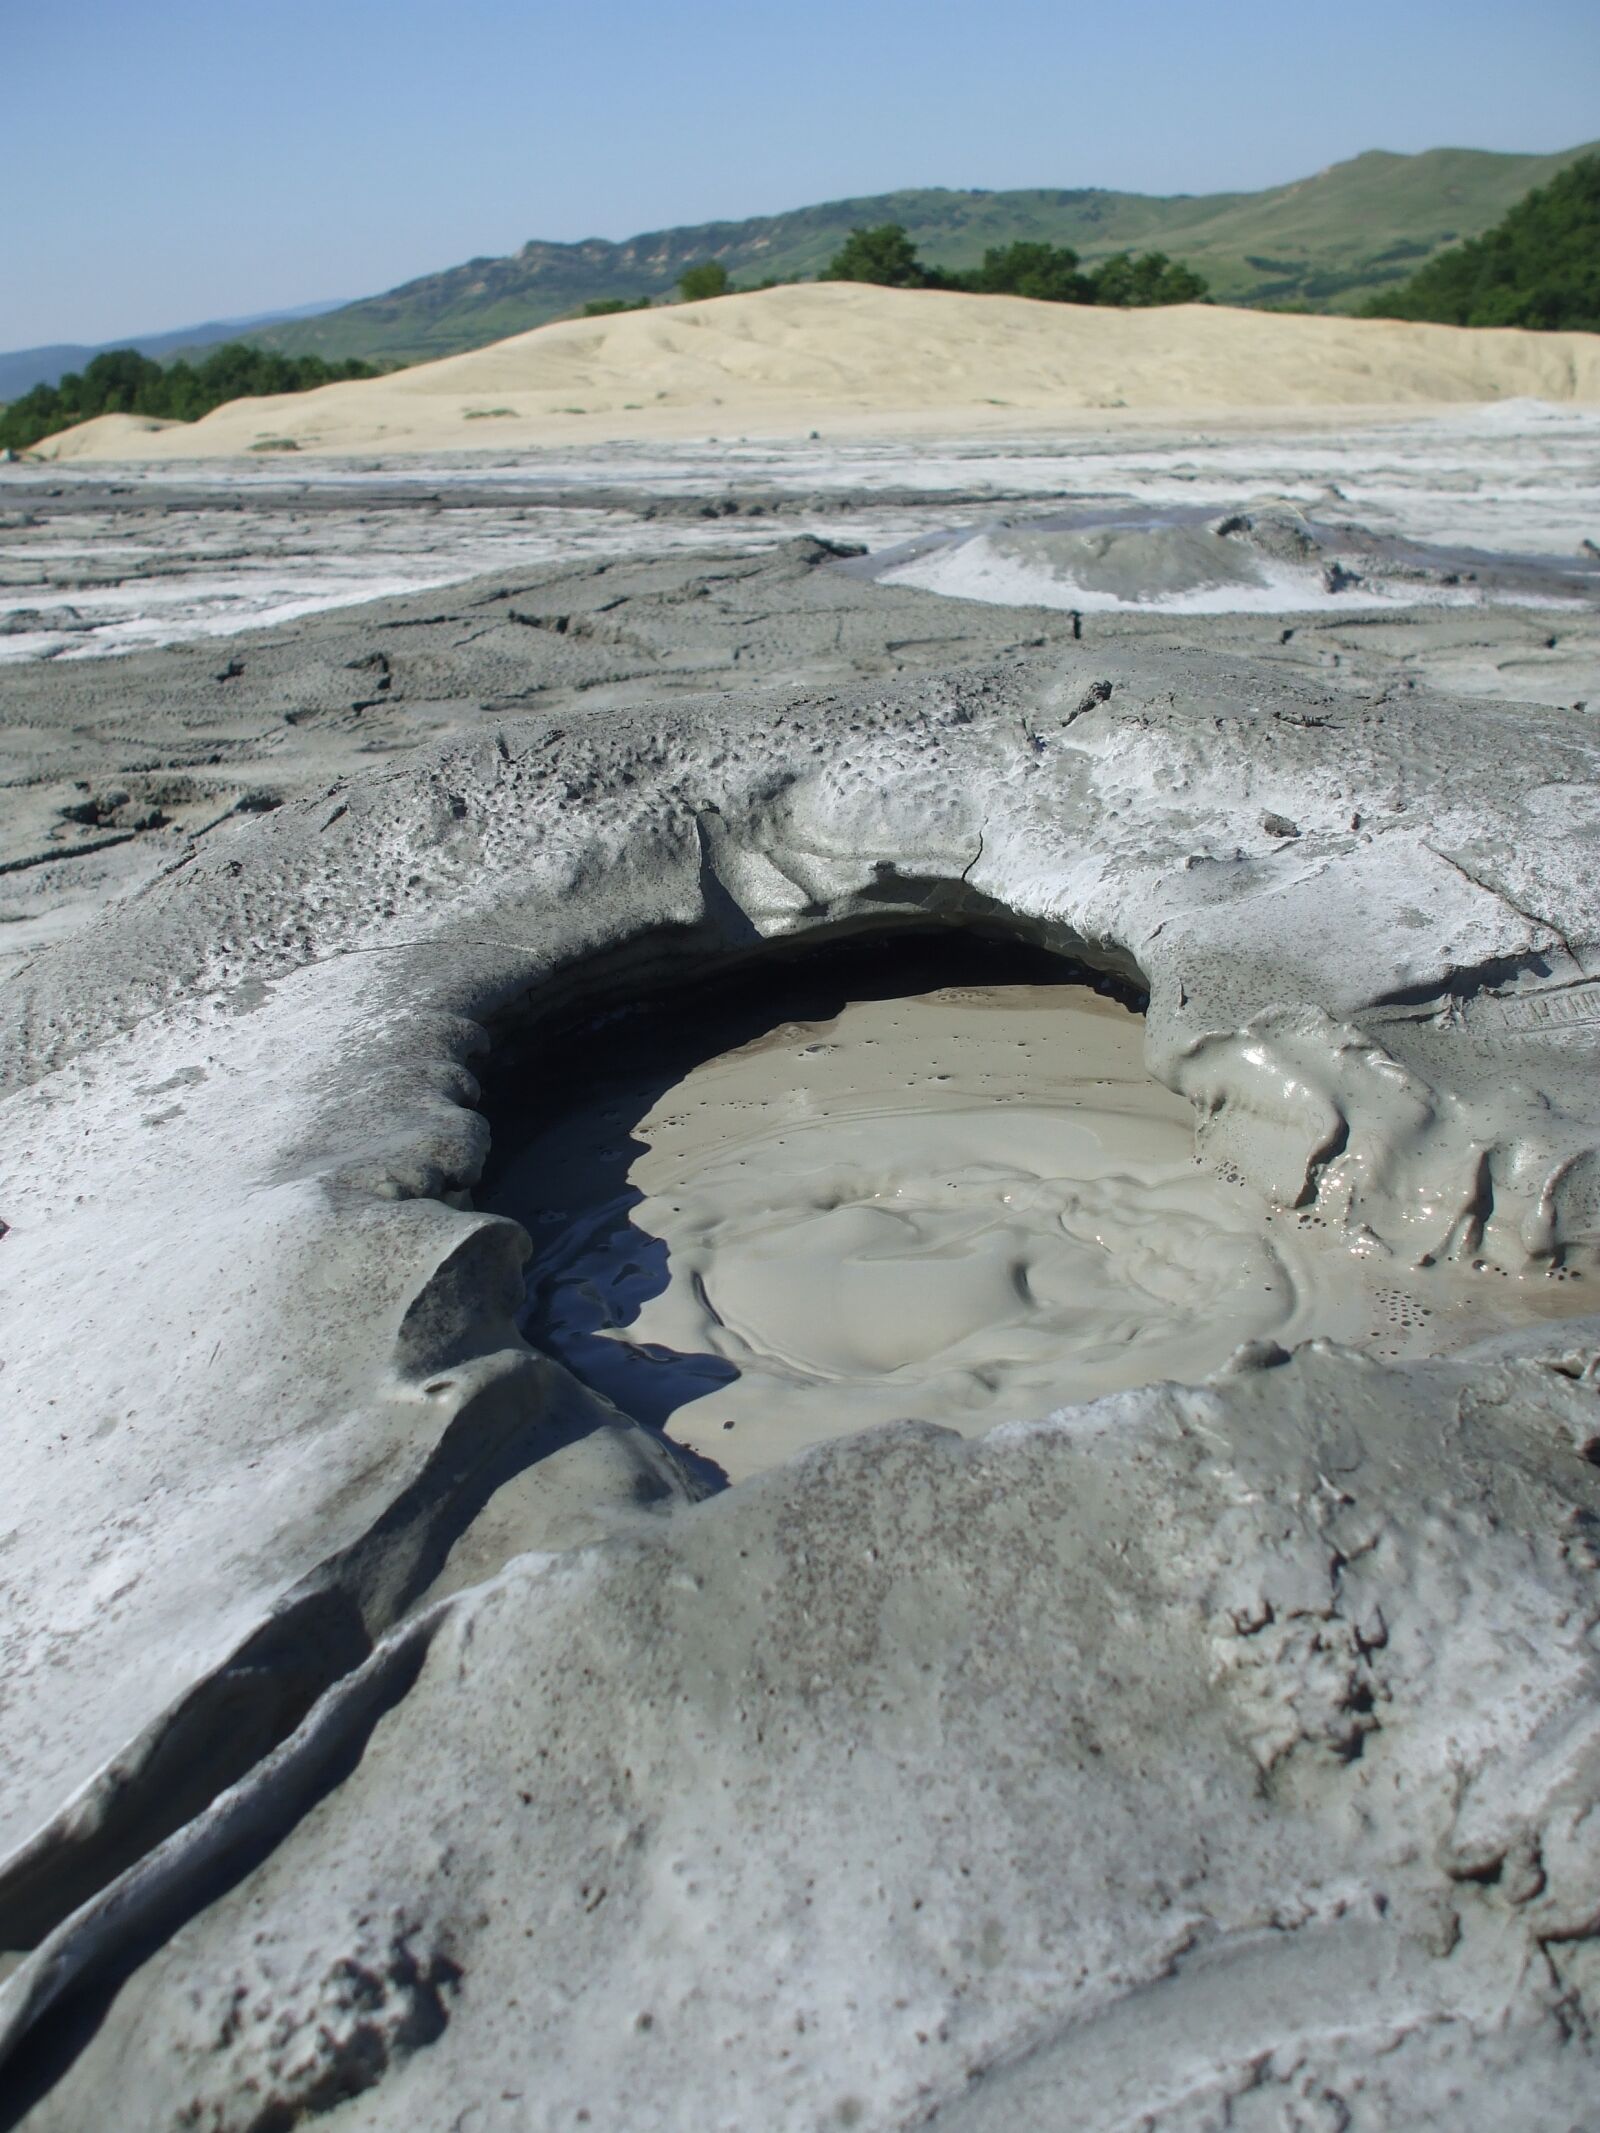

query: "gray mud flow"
(484, 935), (1595, 1482)
(855, 500), (1600, 614)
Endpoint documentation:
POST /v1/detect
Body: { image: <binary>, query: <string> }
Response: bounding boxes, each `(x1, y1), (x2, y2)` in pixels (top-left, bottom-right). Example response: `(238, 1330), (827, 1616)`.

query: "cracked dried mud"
(2, 419), (1600, 2131)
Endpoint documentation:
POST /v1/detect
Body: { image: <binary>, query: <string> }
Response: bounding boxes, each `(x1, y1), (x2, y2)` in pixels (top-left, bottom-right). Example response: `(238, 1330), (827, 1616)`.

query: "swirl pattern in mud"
(491, 968), (1593, 1481)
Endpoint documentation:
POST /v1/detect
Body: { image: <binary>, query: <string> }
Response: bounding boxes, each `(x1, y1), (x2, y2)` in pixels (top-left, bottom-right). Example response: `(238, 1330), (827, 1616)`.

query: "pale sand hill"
(30, 282), (1600, 461)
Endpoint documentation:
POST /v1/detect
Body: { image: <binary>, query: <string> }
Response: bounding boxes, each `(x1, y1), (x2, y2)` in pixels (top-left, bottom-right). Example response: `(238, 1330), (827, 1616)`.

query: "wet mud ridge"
(2, 519), (1600, 2128)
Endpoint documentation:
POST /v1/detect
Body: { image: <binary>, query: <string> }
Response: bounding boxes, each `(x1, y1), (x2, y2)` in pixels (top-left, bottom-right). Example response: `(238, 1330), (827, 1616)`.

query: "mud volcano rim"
(472, 895), (1153, 1115)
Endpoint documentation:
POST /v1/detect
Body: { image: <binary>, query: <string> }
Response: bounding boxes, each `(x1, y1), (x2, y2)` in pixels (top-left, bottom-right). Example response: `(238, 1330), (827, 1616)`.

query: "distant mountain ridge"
(238, 142), (1599, 370)
(0, 301), (347, 402)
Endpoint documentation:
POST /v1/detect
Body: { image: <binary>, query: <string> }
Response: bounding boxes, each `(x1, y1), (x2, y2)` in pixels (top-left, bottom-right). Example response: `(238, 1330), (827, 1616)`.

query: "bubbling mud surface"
(490, 955), (1593, 1482)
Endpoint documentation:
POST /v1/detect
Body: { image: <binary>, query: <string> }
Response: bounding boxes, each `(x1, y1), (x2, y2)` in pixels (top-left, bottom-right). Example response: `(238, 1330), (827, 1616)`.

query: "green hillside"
(1364, 153), (1600, 330)
(245, 141), (1598, 370)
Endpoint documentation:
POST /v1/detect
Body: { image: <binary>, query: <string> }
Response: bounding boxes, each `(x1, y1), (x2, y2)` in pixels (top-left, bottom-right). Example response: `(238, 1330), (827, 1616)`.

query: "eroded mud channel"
(488, 941), (1592, 1482)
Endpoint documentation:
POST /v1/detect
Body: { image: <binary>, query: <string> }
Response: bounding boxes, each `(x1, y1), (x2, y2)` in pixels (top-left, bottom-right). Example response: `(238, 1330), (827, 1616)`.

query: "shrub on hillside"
(678, 262), (731, 301)
(969, 241), (1091, 303)
(1361, 152), (1600, 330)
(1086, 251), (1209, 306)
(822, 224), (1208, 306)
(822, 225), (939, 289)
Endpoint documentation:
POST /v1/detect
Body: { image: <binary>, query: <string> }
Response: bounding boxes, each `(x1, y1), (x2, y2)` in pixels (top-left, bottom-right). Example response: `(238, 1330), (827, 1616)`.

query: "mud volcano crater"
(480, 927), (1591, 1484)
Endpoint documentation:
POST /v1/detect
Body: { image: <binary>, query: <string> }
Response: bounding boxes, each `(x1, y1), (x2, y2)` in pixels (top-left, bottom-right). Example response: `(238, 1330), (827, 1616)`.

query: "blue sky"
(5, 0), (1596, 348)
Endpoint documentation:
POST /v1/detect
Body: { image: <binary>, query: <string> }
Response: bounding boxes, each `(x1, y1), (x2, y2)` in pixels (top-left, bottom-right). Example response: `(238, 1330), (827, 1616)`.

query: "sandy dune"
(30, 283), (1600, 460)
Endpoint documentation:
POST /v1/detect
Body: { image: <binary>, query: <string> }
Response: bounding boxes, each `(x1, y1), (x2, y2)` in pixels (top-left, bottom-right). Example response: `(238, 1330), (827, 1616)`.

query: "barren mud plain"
(3, 393), (1600, 2129)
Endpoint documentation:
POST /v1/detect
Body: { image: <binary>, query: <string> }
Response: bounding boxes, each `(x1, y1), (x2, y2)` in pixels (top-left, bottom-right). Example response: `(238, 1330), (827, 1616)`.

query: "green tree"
(678, 261), (731, 301)
(969, 241), (1090, 303)
(823, 224), (934, 288)
(581, 297), (650, 317)
(1362, 153), (1600, 330)
(0, 380), (67, 446)
(78, 348), (166, 413)
(1088, 251), (1209, 306)
(161, 358), (205, 421)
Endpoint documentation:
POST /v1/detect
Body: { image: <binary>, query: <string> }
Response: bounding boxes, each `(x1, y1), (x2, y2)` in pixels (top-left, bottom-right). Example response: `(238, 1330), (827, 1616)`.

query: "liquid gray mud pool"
(489, 949), (1594, 1483)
